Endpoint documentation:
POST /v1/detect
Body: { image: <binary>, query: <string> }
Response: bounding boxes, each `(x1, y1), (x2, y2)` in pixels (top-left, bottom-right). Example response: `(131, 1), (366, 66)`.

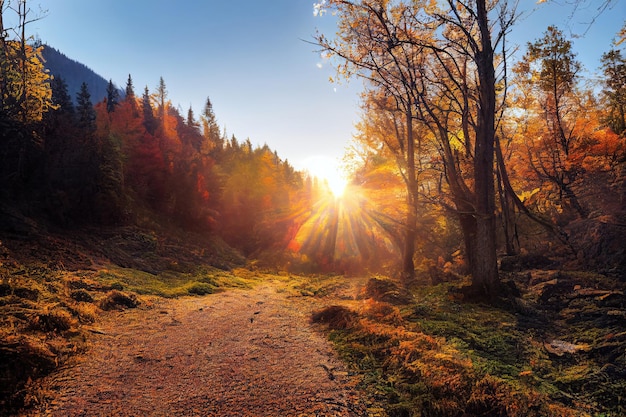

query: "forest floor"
(2, 227), (625, 416)
(19, 276), (372, 417)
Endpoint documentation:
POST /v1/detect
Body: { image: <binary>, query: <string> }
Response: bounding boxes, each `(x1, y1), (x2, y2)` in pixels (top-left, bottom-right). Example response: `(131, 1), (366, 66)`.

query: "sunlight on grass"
(312, 279), (610, 417)
(94, 265), (259, 298)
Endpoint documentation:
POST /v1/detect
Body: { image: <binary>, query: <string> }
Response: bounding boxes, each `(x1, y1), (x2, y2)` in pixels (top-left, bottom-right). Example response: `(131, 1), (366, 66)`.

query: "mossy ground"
(312, 272), (626, 417)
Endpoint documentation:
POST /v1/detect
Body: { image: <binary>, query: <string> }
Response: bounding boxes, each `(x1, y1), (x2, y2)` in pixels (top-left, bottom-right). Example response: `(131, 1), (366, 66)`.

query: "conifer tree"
(50, 75), (74, 115)
(187, 106), (198, 129)
(76, 82), (96, 133)
(156, 76), (167, 120)
(202, 96), (222, 149)
(125, 74), (135, 100)
(601, 49), (626, 135)
(142, 86), (156, 134)
(106, 79), (119, 113)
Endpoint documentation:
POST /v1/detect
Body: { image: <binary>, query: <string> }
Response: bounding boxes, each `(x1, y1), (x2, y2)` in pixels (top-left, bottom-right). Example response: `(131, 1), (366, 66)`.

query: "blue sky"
(10, 0), (626, 176)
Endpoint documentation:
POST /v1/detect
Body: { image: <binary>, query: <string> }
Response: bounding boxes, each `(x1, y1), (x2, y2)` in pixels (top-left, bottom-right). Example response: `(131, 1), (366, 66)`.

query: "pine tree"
(156, 76), (167, 120)
(76, 82), (96, 133)
(202, 97), (222, 148)
(50, 75), (74, 115)
(106, 79), (119, 113)
(601, 49), (626, 135)
(142, 86), (156, 134)
(187, 106), (198, 129)
(125, 74), (135, 100)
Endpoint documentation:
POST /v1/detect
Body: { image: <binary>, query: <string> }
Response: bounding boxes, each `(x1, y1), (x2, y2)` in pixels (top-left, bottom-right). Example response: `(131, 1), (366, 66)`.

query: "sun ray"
(287, 182), (399, 273)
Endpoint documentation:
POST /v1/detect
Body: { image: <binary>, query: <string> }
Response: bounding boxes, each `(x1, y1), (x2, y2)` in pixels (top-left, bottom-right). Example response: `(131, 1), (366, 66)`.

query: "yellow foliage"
(1, 42), (54, 122)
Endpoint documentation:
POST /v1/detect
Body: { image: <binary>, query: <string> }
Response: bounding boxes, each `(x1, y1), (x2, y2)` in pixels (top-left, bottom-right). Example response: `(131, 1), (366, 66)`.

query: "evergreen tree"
(187, 106), (198, 129)
(106, 79), (119, 113)
(76, 82), (96, 133)
(125, 74), (135, 100)
(142, 86), (157, 134)
(156, 76), (167, 120)
(50, 75), (74, 115)
(202, 96), (222, 149)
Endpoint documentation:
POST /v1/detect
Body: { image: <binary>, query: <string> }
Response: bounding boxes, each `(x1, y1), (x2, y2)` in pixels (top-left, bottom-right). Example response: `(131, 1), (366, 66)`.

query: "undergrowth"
(313, 275), (626, 417)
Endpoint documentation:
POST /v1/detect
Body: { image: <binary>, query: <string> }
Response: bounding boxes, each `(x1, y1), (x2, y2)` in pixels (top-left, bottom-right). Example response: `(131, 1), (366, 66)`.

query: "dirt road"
(29, 280), (368, 416)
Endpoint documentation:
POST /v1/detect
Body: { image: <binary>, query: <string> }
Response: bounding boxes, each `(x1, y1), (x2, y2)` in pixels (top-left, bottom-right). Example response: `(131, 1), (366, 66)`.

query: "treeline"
(0, 37), (326, 263)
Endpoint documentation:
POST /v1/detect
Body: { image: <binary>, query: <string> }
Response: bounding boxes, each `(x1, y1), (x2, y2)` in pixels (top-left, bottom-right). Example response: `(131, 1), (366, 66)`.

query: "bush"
(311, 305), (357, 330)
(99, 290), (138, 310)
(28, 309), (73, 333)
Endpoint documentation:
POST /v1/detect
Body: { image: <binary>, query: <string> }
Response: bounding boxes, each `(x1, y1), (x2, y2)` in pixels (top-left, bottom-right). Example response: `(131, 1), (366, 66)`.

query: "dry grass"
(311, 276), (615, 417)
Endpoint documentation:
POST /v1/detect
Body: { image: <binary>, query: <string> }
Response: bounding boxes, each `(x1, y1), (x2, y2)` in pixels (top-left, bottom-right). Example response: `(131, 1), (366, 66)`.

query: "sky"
(7, 0), (625, 178)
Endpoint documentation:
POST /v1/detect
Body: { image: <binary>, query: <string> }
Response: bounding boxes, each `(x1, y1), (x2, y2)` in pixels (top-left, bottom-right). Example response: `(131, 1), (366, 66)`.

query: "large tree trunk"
(471, 0), (500, 299)
(402, 104), (417, 286)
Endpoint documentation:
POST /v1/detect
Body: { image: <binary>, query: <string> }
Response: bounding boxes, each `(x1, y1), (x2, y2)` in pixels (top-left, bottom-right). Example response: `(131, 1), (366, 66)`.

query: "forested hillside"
(1, 40), (366, 272)
(40, 44), (116, 106)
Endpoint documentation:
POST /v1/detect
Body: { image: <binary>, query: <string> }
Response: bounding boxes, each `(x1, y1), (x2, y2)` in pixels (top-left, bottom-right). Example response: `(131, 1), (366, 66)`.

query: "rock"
(543, 339), (590, 356)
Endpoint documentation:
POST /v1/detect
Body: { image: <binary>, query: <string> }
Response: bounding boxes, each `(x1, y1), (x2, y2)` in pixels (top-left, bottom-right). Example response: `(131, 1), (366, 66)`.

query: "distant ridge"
(41, 44), (123, 104)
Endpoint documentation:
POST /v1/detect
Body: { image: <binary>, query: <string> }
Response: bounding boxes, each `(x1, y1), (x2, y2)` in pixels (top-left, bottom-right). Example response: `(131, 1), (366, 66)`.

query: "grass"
(0, 226), (252, 414)
(2, 227), (624, 417)
(313, 275), (625, 417)
(93, 265), (259, 298)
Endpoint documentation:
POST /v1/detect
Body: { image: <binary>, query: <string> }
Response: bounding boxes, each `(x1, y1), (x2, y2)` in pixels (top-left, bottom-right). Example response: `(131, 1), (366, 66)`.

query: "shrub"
(99, 290), (138, 310)
(28, 309), (73, 333)
(311, 305), (358, 330)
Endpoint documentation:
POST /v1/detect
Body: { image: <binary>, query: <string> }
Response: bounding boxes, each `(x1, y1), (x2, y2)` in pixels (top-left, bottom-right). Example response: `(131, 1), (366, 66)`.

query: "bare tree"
(316, 0), (518, 299)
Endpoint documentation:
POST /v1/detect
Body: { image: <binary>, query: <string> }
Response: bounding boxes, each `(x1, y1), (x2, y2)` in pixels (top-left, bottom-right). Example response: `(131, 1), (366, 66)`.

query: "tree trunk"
(495, 138), (520, 256)
(402, 104), (417, 286)
(471, 0), (500, 299)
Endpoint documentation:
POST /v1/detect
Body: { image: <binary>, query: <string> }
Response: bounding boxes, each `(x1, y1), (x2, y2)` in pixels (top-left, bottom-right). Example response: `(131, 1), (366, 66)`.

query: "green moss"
(186, 282), (215, 295)
(93, 265), (258, 298)
(319, 279), (626, 416)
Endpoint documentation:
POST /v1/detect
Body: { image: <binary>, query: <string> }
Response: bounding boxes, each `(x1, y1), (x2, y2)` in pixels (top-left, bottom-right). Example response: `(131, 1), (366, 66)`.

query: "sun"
(300, 155), (349, 198)
(326, 173), (349, 198)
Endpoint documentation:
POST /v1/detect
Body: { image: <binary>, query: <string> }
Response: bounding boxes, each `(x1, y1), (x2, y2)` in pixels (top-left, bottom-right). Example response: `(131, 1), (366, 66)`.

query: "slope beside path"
(26, 280), (368, 416)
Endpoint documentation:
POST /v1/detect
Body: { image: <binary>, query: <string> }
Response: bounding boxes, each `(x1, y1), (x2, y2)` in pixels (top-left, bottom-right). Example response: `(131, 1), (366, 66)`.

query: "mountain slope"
(41, 44), (122, 104)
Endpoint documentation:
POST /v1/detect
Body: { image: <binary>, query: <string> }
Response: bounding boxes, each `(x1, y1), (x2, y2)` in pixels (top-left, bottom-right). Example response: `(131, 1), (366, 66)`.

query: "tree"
(156, 76), (167, 121)
(141, 86), (156, 134)
(49, 75), (73, 115)
(316, 0), (516, 298)
(201, 96), (222, 153)
(125, 74), (135, 100)
(76, 82), (95, 133)
(315, 1), (427, 284)
(106, 79), (119, 113)
(600, 49), (626, 135)
(515, 26), (588, 218)
(1, 0), (50, 124)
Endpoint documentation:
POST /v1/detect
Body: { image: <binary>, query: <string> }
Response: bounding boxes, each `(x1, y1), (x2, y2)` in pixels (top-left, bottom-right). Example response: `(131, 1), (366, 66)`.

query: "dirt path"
(29, 280), (368, 416)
